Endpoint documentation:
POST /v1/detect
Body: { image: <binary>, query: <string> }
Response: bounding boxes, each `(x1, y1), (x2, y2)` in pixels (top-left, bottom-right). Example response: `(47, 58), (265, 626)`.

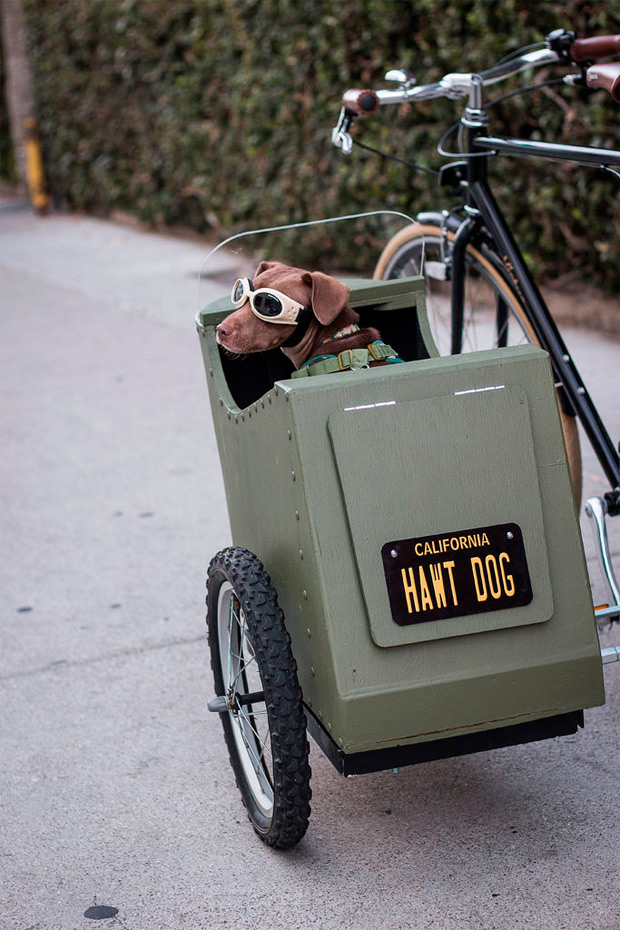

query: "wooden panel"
(328, 386), (553, 646)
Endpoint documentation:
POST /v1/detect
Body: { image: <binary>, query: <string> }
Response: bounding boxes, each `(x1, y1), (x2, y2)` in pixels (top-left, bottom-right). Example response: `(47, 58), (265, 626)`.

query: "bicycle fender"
(415, 210), (461, 232)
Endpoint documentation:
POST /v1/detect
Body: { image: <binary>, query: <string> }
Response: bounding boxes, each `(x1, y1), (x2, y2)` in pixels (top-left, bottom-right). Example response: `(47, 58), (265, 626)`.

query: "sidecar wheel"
(206, 547), (311, 850)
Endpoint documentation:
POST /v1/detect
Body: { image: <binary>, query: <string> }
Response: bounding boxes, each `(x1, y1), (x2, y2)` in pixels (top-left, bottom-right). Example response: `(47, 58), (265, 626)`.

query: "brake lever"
(331, 107), (354, 154)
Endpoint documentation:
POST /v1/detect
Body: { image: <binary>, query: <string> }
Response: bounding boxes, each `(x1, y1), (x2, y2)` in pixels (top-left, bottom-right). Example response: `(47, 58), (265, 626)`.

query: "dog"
(216, 261), (401, 375)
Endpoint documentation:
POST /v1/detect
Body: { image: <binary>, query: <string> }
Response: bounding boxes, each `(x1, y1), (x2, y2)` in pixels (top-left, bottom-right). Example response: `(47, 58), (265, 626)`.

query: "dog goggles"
(231, 277), (307, 325)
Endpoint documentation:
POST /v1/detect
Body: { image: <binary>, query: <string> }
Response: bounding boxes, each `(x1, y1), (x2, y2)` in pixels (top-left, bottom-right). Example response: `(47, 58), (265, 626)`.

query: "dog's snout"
(217, 321), (233, 339)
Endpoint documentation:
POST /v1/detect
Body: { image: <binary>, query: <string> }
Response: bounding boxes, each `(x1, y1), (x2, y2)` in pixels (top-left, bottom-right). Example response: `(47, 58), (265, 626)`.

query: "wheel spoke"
(236, 707), (272, 759)
(234, 722), (266, 775)
(229, 649), (257, 692)
(226, 597), (237, 687)
(236, 718), (273, 768)
(227, 598), (261, 695)
(232, 712), (273, 790)
(229, 648), (257, 670)
(219, 585), (274, 798)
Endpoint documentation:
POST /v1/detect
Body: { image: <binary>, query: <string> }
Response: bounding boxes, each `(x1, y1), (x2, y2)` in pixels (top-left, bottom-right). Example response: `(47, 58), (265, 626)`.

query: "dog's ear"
(303, 271), (351, 325)
(254, 260), (279, 277)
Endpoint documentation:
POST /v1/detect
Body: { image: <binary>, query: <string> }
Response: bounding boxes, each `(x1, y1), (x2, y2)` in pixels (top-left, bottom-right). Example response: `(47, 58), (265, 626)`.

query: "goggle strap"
(281, 305), (314, 348)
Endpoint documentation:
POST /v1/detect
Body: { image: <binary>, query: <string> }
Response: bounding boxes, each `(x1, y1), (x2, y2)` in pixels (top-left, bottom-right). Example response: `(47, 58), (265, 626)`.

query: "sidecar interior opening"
(218, 294), (432, 411)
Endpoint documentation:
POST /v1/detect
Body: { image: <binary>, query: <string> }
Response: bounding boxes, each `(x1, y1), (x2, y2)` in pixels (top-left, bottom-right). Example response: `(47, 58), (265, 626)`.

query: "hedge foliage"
(0, 34), (16, 181)
(15, 0), (620, 289)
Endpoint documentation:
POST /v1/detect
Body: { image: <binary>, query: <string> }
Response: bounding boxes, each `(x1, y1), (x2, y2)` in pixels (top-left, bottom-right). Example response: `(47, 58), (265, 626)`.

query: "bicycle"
(332, 28), (620, 646)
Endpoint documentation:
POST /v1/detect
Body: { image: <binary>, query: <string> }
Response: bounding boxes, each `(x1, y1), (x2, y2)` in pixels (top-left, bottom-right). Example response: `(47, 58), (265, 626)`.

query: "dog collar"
(292, 341), (403, 378)
(320, 323), (360, 346)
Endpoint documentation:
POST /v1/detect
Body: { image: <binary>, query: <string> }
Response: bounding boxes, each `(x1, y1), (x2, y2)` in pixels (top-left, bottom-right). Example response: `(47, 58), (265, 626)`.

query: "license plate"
(382, 523), (533, 626)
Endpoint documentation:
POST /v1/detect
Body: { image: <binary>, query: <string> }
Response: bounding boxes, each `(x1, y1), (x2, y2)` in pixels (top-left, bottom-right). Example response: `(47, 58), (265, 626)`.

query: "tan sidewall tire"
(375, 224), (582, 506)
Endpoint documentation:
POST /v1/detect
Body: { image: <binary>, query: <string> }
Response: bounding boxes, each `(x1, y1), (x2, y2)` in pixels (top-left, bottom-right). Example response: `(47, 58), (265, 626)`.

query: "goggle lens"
(253, 292), (283, 317)
(232, 279), (247, 304)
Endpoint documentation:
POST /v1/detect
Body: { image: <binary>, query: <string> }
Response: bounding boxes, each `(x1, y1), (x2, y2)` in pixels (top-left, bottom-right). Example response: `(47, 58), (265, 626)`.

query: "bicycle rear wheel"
(375, 223), (582, 504)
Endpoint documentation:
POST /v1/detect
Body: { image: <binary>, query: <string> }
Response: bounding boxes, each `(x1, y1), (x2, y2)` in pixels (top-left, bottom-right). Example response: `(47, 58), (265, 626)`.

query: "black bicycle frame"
(449, 127), (620, 490)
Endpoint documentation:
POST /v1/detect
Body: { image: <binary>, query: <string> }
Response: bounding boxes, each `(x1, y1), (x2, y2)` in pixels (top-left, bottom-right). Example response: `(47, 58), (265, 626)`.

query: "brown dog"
(216, 260), (397, 372)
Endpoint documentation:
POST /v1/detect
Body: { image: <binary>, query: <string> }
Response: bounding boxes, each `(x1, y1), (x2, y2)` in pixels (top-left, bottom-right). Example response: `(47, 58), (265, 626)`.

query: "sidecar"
(196, 215), (604, 849)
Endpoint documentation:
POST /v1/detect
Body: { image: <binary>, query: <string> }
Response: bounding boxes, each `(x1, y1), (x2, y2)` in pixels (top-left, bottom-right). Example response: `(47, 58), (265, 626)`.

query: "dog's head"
(216, 261), (351, 355)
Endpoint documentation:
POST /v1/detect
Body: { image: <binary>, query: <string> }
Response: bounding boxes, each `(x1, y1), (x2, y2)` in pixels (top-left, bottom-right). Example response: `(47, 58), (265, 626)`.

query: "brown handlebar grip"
(586, 62), (620, 102)
(342, 89), (380, 116)
(570, 34), (620, 62)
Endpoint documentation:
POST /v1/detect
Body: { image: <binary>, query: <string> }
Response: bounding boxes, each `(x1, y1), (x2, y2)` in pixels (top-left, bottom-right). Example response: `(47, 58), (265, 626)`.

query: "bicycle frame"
(448, 125), (620, 491)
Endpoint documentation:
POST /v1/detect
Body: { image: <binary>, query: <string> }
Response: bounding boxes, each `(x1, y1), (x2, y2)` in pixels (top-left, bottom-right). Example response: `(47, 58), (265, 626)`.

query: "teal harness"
(292, 340), (403, 379)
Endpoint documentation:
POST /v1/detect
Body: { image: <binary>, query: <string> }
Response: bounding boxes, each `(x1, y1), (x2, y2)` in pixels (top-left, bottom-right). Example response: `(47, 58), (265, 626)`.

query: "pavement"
(1, 200), (619, 930)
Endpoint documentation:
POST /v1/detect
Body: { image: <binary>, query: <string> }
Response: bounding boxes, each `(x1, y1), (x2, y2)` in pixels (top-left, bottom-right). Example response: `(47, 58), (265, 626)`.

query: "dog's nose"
(217, 321), (233, 339)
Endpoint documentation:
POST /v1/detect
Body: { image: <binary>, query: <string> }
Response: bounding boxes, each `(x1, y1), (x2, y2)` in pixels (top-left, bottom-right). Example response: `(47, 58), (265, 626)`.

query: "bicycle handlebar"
(337, 32), (620, 116)
(571, 34), (620, 62)
(586, 61), (620, 101)
(331, 32), (620, 153)
(341, 89), (381, 116)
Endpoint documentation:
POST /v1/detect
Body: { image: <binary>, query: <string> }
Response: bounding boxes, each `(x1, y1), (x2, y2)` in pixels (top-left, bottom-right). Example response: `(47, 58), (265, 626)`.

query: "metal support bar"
(476, 136), (620, 169)
(586, 496), (620, 619)
(596, 605), (620, 620)
(601, 646), (620, 664)
(207, 690), (265, 713)
(236, 690), (265, 706)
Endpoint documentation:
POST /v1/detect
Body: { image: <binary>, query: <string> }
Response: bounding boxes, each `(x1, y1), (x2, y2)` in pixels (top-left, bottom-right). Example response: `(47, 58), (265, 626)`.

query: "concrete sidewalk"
(1, 201), (618, 930)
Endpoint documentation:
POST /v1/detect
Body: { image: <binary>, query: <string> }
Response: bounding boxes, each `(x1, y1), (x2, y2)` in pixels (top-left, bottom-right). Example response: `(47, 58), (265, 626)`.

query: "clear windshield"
(197, 211), (417, 315)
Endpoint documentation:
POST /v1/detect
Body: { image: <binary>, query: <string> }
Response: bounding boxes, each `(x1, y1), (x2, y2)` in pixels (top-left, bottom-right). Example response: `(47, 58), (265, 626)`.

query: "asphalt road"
(1, 201), (619, 930)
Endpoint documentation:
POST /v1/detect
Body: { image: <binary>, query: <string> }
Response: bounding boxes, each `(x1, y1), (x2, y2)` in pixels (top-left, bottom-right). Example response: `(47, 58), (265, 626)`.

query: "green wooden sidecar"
(197, 273), (604, 850)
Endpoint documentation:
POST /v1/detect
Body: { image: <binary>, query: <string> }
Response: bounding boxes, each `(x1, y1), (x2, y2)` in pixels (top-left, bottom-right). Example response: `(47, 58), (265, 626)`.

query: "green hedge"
(0, 33), (17, 181)
(17, 0), (620, 290)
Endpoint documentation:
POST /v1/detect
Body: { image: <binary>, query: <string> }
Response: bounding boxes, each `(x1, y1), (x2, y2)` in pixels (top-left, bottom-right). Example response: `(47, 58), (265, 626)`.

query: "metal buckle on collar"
(338, 348), (369, 370)
(368, 341), (389, 362)
(367, 340), (401, 362)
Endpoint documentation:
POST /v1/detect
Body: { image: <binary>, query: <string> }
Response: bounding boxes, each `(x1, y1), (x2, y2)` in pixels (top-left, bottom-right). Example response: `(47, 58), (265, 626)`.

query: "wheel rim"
(382, 233), (535, 355)
(216, 581), (274, 817)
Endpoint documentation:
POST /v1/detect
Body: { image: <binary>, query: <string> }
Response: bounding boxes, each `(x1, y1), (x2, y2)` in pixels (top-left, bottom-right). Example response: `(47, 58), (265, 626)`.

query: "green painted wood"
(198, 279), (604, 756)
(328, 386), (552, 646)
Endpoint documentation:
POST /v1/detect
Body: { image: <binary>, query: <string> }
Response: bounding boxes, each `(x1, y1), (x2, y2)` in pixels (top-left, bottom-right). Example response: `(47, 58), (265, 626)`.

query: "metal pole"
(1, 0), (49, 214)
